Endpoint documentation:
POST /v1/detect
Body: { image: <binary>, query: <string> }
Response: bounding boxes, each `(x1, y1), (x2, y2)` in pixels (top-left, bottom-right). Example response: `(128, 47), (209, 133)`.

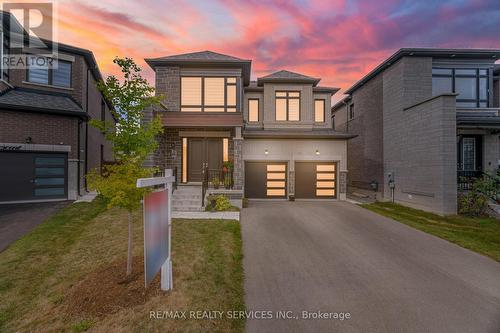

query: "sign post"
(137, 169), (175, 291)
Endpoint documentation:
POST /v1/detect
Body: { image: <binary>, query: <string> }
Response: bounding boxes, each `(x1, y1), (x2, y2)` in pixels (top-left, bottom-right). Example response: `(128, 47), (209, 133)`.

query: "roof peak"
(258, 69), (321, 86)
(146, 50), (249, 62)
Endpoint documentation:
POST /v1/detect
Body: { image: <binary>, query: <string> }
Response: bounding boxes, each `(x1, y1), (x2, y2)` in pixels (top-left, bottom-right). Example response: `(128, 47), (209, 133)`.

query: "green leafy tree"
(88, 57), (163, 276)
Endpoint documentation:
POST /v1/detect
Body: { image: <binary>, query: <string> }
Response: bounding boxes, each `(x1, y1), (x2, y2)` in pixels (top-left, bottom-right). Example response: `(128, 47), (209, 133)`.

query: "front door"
(457, 135), (482, 171)
(187, 138), (223, 182)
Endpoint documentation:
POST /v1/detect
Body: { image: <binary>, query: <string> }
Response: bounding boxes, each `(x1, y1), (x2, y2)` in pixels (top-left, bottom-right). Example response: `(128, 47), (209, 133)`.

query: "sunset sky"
(12, 0), (500, 99)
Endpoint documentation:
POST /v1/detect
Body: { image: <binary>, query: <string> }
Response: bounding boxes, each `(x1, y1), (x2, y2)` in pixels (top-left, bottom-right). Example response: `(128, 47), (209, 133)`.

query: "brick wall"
(382, 56), (457, 214)
(346, 73), (384, 192)
(155, 66), (180, 111)
(0, 111), (79, 158)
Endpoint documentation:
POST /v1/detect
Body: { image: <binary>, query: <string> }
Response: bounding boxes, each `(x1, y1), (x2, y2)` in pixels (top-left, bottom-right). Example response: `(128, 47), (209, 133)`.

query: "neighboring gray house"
(333, 48), (500, 214)
(145, 51), (353, 209)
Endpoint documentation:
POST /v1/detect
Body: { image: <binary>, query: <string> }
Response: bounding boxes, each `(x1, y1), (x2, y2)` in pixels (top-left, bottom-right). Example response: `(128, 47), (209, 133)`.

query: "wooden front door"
(187, 138), (223, 182)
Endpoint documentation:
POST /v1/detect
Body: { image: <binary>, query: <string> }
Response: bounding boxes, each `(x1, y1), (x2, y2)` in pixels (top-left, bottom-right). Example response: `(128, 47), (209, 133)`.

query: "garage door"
(0, 152), (68, 202)
(295, 162), (336, 199)
(245, 162), (287, 199)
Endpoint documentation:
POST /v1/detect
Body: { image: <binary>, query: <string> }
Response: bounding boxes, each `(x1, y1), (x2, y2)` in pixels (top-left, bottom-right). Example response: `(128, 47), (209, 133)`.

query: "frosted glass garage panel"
(316, 189), (335, 196)
(267, 181), (285, 188)
(267, 189), (285, 196)
(267, 173), (286, 180)
(316, 181), (335, 188)
(267, 165), (286, 172)
(316, 164), (335, 172)
(317, 173), (335, 180)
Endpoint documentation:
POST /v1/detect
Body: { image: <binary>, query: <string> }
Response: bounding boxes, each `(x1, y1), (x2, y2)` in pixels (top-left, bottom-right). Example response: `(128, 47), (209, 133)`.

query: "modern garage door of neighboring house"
(0, 152), (68, 202)
(295, 162), (337, 199)
(245, 162), (287, 199)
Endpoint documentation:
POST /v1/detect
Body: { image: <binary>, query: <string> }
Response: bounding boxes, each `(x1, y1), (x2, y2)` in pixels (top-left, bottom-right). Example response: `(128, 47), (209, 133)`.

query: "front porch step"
(172, 184), (204, 212)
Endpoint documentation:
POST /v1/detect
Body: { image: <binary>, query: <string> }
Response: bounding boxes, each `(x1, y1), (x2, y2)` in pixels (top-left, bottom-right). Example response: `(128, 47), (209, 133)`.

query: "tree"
(88, 57), (163, 276)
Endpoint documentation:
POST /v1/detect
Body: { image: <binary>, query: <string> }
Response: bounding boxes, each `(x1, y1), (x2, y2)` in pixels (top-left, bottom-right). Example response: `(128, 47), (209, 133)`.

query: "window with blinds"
(27, 57), (72, 87)
(314, 99), (325, 122)
(181, 76), (237, 112)
(275, 91), (300, 121)
(248, 99), (259, 122)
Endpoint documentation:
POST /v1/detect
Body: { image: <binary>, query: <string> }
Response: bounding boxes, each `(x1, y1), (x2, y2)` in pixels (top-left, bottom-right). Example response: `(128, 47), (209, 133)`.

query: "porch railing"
(458, 170), (500, 201)
(457, 170), (482, 191)
(201, 164), (234, 207)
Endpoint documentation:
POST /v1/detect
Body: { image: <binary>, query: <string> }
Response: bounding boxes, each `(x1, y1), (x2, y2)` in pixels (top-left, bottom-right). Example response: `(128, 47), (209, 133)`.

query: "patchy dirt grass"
(0, 199), (244, 332)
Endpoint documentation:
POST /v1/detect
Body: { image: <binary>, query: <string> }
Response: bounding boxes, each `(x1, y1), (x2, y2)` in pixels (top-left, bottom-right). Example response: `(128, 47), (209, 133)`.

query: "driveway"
(0, 201), (69, 252)
(241, 201), (500, 333)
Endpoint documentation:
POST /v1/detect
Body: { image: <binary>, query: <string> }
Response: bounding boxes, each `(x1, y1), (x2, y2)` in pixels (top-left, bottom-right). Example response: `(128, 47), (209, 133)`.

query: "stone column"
(233, 127), (243, 190)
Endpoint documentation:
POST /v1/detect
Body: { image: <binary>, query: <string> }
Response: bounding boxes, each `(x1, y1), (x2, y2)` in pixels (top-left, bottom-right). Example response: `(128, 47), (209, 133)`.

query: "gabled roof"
(0, 88), (87, 119)
(145, 50), (252, 85)
(257, 70), (321, 86)
(345, 48), (500, 94)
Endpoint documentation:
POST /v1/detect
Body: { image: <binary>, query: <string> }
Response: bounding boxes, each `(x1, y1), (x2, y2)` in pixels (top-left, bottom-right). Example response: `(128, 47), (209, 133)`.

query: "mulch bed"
(64, 256), (163, 318)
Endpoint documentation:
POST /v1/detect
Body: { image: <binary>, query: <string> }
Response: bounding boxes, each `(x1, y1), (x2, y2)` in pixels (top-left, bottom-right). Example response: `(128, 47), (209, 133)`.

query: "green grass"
(362, 202), (500, 262)
(0, 199), (245, 332)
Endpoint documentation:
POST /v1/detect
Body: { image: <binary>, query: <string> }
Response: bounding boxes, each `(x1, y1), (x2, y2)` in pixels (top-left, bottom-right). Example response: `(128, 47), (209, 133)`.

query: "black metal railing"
(457, 170), (482, 191)
(201, 164), (234, 207)
(457, 170), (500, 201)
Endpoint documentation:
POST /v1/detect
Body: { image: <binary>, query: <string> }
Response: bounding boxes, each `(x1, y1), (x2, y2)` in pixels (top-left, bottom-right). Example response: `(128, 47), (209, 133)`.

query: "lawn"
(362, 202), (500, 262)
(0, 198), (245, 332)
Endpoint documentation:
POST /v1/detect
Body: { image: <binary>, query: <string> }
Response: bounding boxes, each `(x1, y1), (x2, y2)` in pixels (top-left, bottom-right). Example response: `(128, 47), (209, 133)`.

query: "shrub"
(214, 195), (232, 211)
(205, 195), (232, 212)
(458, 191), (488, 216)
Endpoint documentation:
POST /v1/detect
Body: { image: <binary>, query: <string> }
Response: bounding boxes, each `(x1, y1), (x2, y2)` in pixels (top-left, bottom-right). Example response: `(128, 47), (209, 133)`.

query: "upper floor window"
(248, 99), (259, 122)
(432, 68), (488, 108)
(28, 57), (72, 88)
(314, 99), (325, 122)
(348, 103), (354, 120)
(276, 91), (300, 121)
(181, 76), (237, 112)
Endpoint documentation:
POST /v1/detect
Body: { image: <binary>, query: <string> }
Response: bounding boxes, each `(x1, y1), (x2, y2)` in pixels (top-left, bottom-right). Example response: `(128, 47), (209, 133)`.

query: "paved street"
(241, 201), (500, 333)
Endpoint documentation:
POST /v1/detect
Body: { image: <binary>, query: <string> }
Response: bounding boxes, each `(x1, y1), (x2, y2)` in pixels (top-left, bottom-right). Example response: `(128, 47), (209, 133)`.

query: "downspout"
(77, 119), (81, 196)
(84, 68), (89, 191)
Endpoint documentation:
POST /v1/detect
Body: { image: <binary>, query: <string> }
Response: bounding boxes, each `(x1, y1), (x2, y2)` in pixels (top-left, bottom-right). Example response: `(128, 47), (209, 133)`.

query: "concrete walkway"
(241, 201), (500, 333)
(0, 201), (70, 252)
(172, 211), (240, 220)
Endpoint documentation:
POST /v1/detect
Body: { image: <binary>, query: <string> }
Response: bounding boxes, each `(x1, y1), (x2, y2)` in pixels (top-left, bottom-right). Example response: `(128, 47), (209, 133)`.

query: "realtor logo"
(1, 1), (58, 70)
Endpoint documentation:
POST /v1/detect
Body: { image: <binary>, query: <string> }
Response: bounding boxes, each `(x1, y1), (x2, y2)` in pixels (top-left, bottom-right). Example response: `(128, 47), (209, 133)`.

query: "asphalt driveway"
(0, 201), (69, 252)
(241, 201), (500, 333)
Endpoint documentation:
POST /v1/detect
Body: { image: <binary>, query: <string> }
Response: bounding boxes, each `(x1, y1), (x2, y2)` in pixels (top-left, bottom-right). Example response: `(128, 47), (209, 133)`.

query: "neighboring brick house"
(0, 12), (114, 203)
(333, 48), (500, 214)
(145, 51), (353, 206)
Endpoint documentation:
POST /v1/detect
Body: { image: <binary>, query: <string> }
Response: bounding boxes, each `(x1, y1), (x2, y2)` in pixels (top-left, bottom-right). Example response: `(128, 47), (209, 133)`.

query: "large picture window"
(181, 76), (237, 112)
(275, 91), (300, 121)
(28, 57), (72, 88)
(432, 68), (489, 108)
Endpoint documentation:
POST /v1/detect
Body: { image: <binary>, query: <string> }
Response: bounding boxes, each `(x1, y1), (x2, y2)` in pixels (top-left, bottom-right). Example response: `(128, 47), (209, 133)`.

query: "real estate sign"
(143, 189), (169, 287)
(137, 169), (175, 290)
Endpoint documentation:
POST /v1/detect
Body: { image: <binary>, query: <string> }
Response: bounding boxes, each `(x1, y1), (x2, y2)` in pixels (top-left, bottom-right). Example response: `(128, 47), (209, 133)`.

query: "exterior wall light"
(264, 149), (269, 155)
(315, 149), (320, 155)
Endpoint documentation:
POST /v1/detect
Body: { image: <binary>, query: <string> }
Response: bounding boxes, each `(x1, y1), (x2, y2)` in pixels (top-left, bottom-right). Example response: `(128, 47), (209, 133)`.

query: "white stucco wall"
(242, 139), (348, 200)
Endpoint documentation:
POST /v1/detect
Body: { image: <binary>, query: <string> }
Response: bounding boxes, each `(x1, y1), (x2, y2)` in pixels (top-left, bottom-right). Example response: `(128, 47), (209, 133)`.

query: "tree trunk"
(126, 212), (133, 276)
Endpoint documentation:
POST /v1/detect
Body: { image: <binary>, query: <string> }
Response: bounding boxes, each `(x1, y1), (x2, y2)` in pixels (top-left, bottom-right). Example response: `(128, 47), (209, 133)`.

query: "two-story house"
(145, 51), (353, 207)
(332, 48), (500, 215)
(0, 11), (114, 203)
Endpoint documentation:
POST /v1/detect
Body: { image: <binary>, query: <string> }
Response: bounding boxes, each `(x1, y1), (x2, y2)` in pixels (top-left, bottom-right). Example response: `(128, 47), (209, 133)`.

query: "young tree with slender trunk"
(88, 57), (163, 276)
